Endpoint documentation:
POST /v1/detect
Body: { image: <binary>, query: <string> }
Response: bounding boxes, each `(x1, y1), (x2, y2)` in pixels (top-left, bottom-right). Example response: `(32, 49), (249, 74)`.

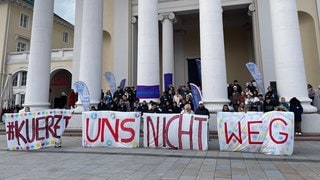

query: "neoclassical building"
(71, 0), (320, 113)
(2, 0), (320, 131)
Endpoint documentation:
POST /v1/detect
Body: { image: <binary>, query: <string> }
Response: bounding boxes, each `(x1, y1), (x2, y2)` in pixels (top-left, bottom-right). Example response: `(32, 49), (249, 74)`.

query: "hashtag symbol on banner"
(6, 122), (15, 140)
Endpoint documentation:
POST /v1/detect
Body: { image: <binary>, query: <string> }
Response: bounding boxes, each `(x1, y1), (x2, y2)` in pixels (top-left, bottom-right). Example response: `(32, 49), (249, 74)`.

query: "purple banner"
(190, 83), (202, 111)
(196, 59), (202, 84)
(136, 85), (160, 99)
(164, 73), (173, 91)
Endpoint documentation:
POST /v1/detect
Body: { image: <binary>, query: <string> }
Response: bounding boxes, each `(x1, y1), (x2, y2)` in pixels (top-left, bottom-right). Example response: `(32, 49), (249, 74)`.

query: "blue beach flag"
(246, 62), (265, 94)
(104, 72), (117, 95)
(73, 81), (90, 111)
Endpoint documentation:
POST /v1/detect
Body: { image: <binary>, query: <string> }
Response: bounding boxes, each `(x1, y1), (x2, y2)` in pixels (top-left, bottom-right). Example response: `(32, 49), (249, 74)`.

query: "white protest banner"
(143, 113), (208, 150)
(82, 111), (141, 148)
(4, 109), (73, 151)
(217, 111), (294, 155)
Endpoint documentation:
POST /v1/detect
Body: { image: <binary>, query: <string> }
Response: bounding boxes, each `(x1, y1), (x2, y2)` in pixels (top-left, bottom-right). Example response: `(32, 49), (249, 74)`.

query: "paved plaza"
(0, 134), (320, 180)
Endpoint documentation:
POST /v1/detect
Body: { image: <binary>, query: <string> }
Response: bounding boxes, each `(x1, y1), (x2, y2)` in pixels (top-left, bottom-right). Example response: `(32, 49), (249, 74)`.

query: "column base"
(301, 103), (318, 113)
(291, 97), (317, 113)
(23, 102), (50, 111)
(139, 98), (160, 104)
(74, 101), (99, 112)
(203, 99), (230, 113)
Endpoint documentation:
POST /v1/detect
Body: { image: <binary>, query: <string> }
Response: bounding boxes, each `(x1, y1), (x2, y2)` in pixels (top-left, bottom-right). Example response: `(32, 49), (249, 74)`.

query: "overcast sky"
(54, 0), (75, 25)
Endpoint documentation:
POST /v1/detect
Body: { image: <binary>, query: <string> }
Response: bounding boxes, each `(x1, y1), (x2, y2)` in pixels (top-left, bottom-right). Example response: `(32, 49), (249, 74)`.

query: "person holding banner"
(181, 103), (194, 114)
(195, 101), (210, 118)
(24, 106), (30, 112)
(222, 104), (230, 112)
(263, 96), (275, 112)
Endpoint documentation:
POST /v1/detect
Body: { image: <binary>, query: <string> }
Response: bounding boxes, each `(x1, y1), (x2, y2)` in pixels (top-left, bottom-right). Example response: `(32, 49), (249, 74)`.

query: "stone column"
(77, 0), (103, 109)
(248, 3), (263, 71)
(159, 12), (175, 92)
(131, 16), (138, 86)
(199, 0), (229, 112)
(136, 0), (160, 102)
(269, 0), (316, 112)
(72, 0), (83, 87)
(24, 0), (54, 111)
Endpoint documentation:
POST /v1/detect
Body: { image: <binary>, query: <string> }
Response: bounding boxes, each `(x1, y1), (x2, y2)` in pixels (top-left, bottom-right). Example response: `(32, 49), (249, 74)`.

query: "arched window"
(12, 71), (27, 87)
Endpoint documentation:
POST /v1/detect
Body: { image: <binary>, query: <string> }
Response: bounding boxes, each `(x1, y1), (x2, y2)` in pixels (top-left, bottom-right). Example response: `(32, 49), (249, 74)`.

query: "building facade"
(2, 0), (320, 133)
(0, 0), (74, 109)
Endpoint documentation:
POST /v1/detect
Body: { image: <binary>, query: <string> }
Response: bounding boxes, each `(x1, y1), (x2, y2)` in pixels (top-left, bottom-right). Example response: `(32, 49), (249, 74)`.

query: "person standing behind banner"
(289, 97), (303, 136)
(313, 85), (320, 111)
(180, 103), (194, 114)
(60, 92), (67, 109)
(195, 101), (210, 141)
(265, 86), (279, 106)
(24, 106), (30, 112)
(222, 104), (230, 112)
(97, 99), (107, 111)
(230, 86), (240, 112)
(68, 89), (76, 109)
(195, 101), (210, 118)
(278, 97), (289, 111)
(263, 96), (275, 112)
(307, 84), (315, 105)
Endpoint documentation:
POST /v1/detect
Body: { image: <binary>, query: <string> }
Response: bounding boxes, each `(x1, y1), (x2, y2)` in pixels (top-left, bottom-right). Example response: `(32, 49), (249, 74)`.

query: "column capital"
(247, 3), (255, 16)
(158, 12), (176, 22)
(248, 3), (255, 12)
(131, 16), (137, 24)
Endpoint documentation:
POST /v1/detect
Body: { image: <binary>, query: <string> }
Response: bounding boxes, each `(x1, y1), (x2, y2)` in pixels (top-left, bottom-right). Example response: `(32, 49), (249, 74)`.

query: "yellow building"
(0, 0), (74, 108)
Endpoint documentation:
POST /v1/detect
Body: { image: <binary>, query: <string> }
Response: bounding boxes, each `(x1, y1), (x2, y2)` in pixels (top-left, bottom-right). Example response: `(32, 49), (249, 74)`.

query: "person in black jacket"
(289, 97), (303, 135)
(195, 101), (210, 118)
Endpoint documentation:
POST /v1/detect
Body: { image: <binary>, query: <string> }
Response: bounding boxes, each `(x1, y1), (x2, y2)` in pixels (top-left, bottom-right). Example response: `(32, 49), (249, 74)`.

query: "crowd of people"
(1, 79), (316, 135)
(226, 80), (305, 135)
(89, 85), (208, 117)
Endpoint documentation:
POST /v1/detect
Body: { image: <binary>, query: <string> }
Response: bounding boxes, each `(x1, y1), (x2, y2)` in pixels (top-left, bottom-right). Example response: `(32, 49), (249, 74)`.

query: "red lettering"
(25, 119), (35, 143)
(63, 115), (72, 128)
(224, 121), (242, 144)
(45, 115), (56, 138)
(85, 118), (101, 142)
(162, 117), (167, 147)
(146, 116), (159, 147)
(35, 116), (46, 141)
(165, 115), (180, 149)
(178, 114), (193, 150)
(101, 118), (119, 142)
(120, 118), (135, 143)
(15, 120), (27, 145)
(52, 115), (62, 138)
(248, 121), (263, 144)
(269, 118), (288, 144)
(193, 116), (207, 150)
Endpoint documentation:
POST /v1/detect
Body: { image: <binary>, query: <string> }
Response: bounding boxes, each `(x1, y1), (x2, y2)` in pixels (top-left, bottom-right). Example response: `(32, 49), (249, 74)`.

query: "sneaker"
(295, 132), (299, 135)
(55, 145), (61, 148)
(298, 132), (302, 136)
